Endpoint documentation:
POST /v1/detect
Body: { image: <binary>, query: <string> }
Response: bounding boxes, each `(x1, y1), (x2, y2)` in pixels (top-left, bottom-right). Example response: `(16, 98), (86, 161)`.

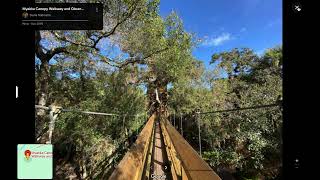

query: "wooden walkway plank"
(161, 119), (221, 180)
(109, 114), (155, 180)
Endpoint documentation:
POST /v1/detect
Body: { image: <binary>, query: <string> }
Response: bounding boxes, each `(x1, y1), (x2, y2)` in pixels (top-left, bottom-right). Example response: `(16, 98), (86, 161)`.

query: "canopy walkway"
(109, 113), (221, 180)
(35, 102), (280, 179)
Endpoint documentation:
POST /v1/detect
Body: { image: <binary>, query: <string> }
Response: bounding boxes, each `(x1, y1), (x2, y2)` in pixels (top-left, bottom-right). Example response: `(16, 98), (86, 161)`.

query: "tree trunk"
(37, 59), (50, 116)
(147, 77), (169, 118)
(35, 58), (50, 143)
(35, 30), (67, 142)
(79, 59), (86, 98)
(47, 106), (60, 144)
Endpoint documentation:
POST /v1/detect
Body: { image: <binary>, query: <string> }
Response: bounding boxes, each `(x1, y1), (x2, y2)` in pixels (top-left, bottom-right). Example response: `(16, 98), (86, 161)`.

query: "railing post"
(174, 112), (176, 128)
(123, 114), (128, 137)
(180, 112), (183, 137)
(47, 105), (61, 144)
(196, 109), (201, 157)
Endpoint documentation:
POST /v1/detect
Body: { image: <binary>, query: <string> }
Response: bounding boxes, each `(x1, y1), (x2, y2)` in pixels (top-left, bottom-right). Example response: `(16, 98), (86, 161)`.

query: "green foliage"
(170, 46), (282, 179)
(48, 63), (147, 178)
(35, 1), (282, 179)
(211, 48), (258, 76)
(35, 0), (198, 179)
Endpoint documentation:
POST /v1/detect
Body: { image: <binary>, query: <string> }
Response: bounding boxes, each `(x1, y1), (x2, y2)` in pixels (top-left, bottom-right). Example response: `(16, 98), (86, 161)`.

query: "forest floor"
(55, 159), (78, 180)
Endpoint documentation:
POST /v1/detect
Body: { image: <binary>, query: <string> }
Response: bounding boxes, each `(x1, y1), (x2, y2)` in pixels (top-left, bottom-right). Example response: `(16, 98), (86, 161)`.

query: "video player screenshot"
(12, 0), (308, 179)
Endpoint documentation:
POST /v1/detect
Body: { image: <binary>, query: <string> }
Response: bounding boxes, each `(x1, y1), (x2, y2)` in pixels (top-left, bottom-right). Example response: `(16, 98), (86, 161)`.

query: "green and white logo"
(17, 144), (53, 179)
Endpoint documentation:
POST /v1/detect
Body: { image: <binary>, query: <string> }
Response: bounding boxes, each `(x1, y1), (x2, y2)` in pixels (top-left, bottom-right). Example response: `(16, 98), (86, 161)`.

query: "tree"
(168, 46), (282, 179)
(35, 1), (282, 179)
(204, 47), (282, 179)
(35, 0), (199, 178)
(35, 0), (159, 143)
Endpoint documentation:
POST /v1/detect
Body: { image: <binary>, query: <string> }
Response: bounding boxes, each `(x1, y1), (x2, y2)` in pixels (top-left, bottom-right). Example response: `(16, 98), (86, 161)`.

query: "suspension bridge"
(108, 112), (221, 180)
(35, 101), (281, 180)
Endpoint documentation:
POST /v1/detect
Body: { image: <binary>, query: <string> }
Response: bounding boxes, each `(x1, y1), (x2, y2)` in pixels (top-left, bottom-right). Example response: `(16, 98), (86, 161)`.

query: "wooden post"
(47, 105), (61, 144)
(174, 112), (176, 128)
(196, 110), (201, 157)
(180, 112), (183, 137)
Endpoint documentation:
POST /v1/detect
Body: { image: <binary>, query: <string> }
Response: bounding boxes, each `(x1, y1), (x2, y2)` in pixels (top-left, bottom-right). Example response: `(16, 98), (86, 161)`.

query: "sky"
(159, 0), (282, 68)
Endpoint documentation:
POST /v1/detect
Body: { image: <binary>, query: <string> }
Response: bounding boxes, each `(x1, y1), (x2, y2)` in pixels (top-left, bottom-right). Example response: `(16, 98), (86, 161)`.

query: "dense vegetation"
(169, 47), (282, 179)
(35, 0), (282, 179)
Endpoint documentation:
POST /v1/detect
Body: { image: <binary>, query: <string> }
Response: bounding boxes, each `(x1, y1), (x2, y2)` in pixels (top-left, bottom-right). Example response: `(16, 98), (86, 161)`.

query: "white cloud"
(202, 33), (232, 46)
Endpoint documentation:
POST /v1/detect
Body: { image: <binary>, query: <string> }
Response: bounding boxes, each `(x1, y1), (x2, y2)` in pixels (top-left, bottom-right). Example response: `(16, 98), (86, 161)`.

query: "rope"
(199, 103), (281, 115)
(35, 105), (50, 110)
(168, 102), (281, 117)
(62, 109), (119, 116)
(35, 105), (144, 117)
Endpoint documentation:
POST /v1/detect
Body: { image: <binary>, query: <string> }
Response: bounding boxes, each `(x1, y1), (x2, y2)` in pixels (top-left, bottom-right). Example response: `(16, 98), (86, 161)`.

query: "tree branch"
(92, 1), (138, 48)
(51, 31), (98, 50)
(35, 31), (47, 60)
(118, 47), (169, 68)
(46, 47), (69, 60)
(49, 1), (139, 51)
(35, 31), (70, 62)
